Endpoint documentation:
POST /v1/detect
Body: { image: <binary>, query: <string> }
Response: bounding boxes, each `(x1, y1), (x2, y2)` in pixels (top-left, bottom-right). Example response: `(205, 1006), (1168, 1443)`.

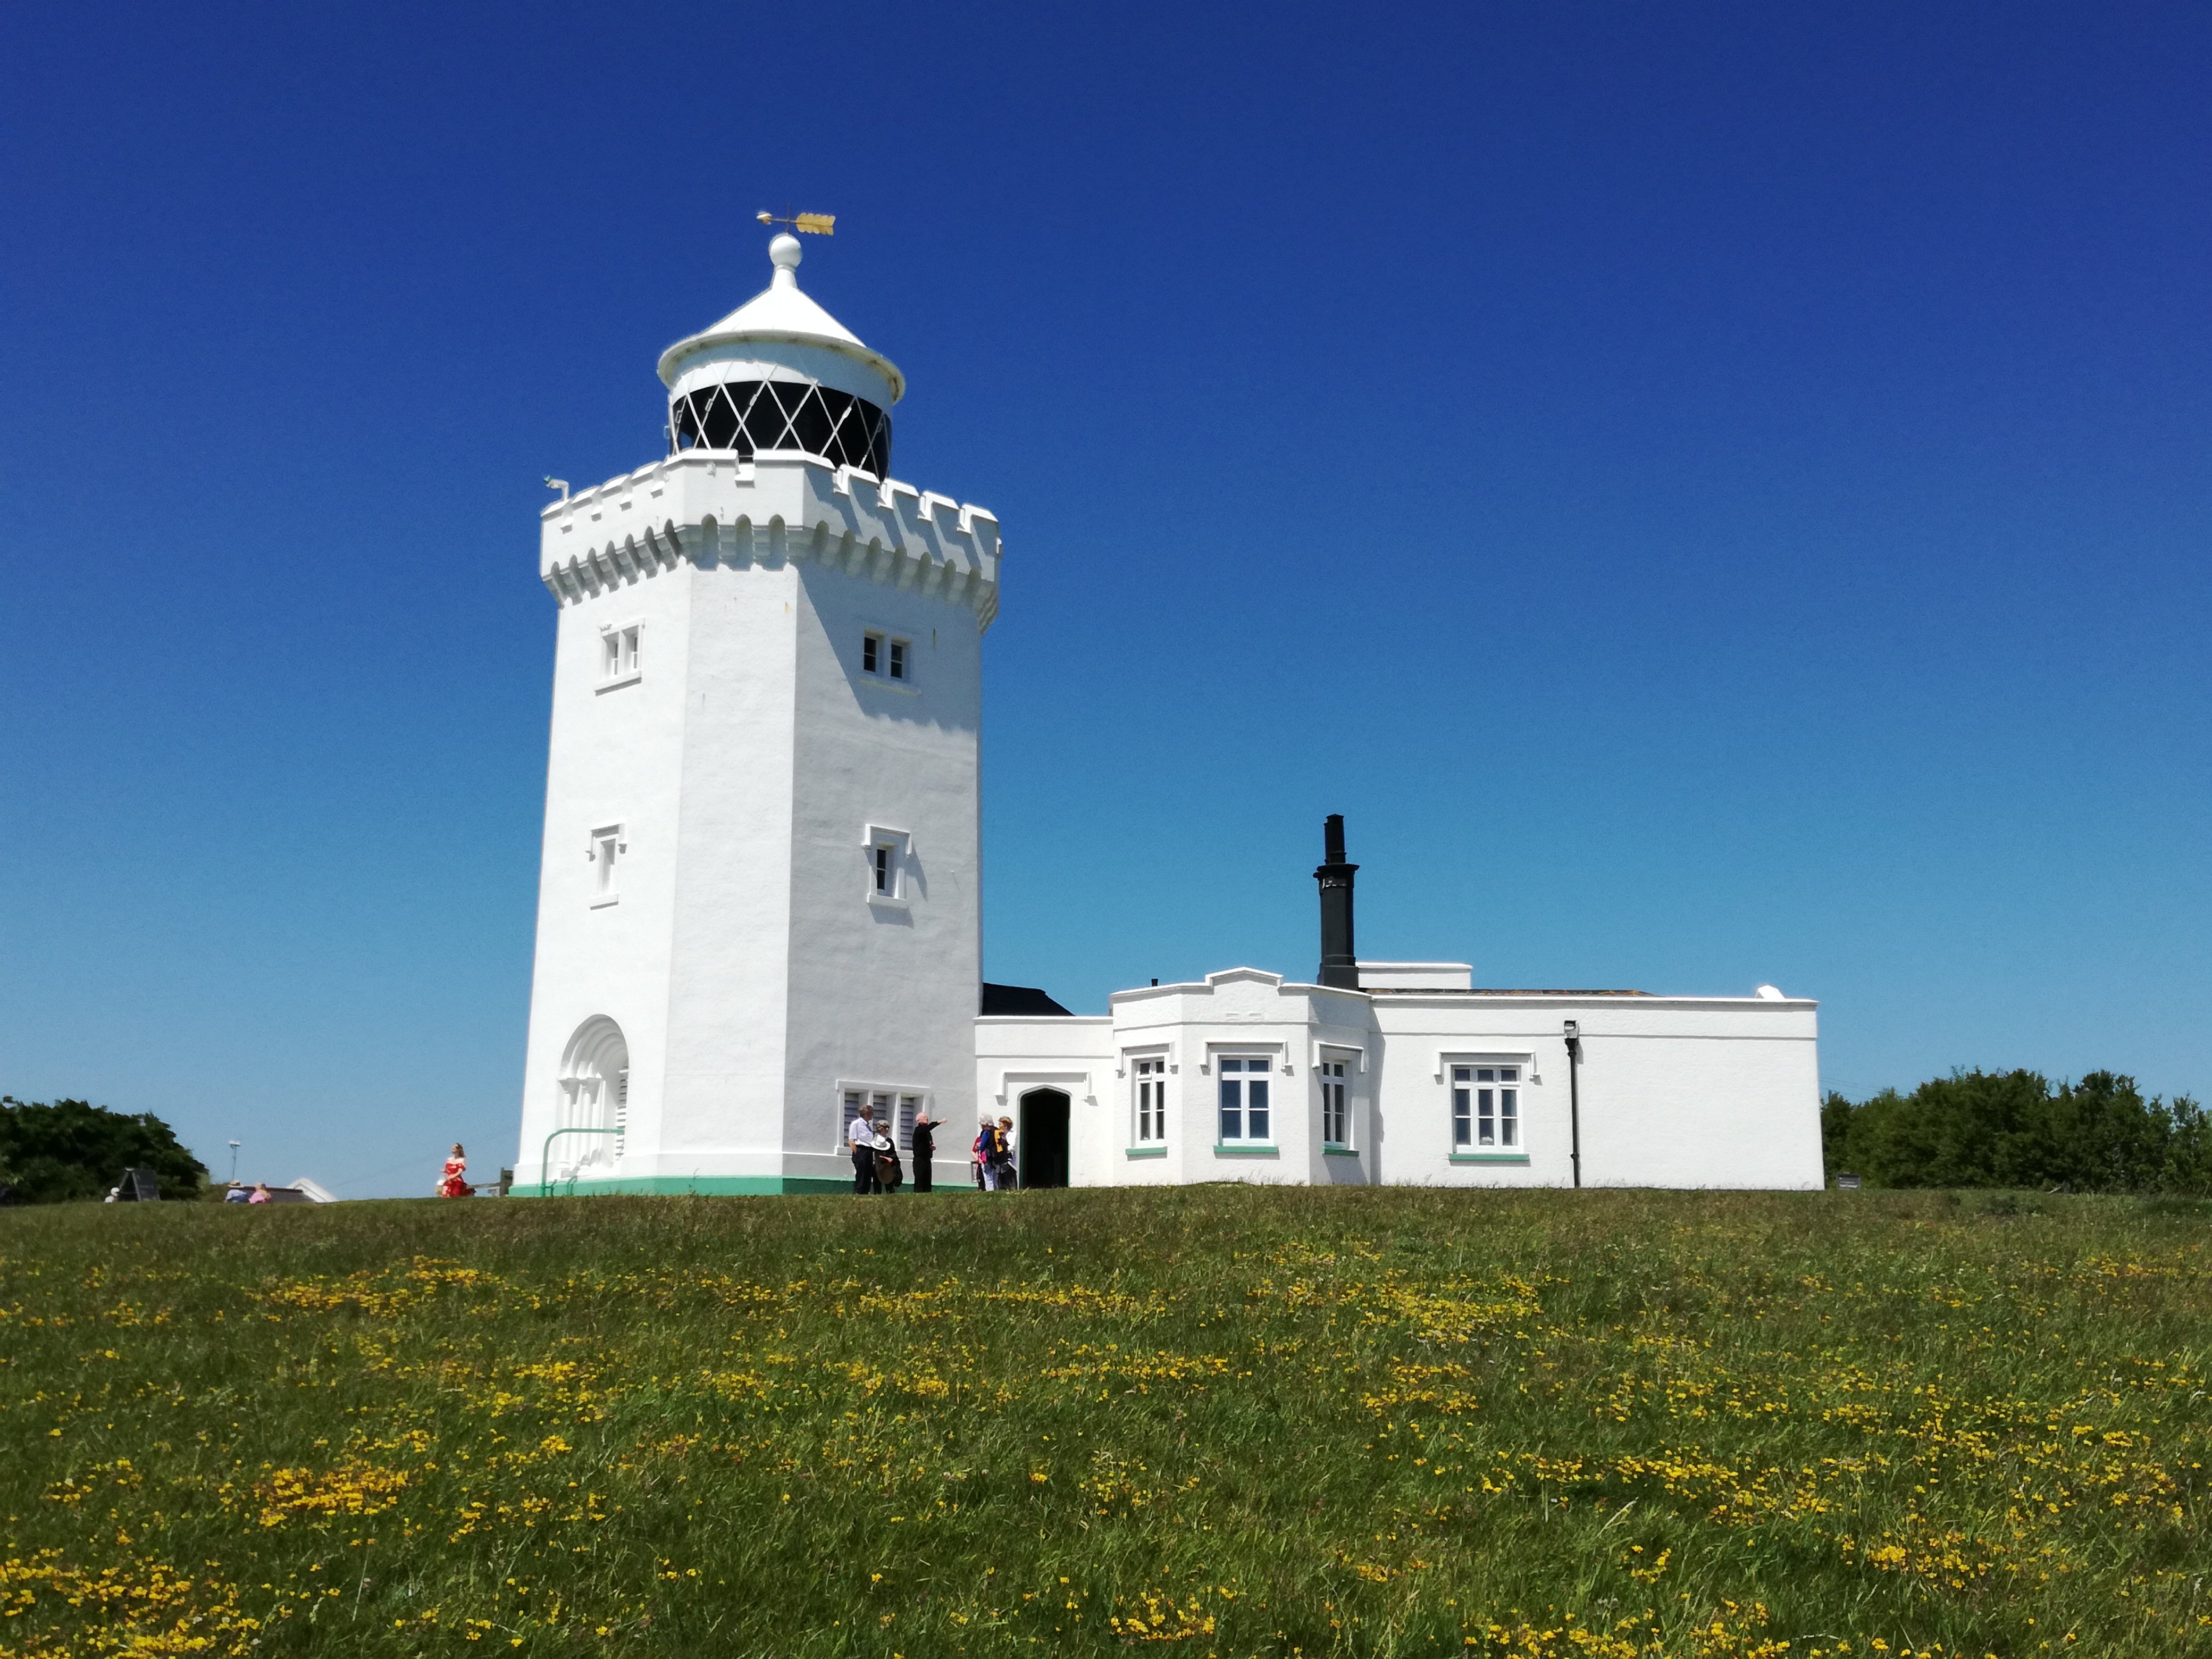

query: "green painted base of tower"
(514, 1176), (856, 1199)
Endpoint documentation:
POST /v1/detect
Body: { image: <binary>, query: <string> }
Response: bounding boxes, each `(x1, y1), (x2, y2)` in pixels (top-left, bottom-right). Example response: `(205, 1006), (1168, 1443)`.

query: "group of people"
(845, 1102), (1023, 1194)
(221, 1182), (274, 1204)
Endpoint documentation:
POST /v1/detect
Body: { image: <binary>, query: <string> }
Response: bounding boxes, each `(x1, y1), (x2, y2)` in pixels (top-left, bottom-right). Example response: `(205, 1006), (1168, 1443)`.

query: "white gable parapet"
(538, 453), (1002, 626)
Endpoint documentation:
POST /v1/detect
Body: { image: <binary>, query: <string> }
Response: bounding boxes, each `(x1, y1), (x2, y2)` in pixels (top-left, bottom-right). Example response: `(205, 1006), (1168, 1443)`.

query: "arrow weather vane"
(757, 209), (835, 236)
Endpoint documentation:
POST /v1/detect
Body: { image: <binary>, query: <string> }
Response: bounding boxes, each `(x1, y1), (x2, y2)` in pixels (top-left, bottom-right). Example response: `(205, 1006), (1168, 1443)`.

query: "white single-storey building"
(510, 232), (1823, 1196)
(978, 962), (1820, 1191)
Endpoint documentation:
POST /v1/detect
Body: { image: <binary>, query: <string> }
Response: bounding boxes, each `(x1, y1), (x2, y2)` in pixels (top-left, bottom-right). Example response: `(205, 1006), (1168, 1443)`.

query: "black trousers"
(852, 1149), (879, 1194)
(911, 1143), (934, 1193)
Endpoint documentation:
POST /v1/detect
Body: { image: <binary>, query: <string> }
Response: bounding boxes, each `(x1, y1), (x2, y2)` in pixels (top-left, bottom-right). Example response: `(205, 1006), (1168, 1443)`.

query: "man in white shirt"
(848, 1102), (892, 1195)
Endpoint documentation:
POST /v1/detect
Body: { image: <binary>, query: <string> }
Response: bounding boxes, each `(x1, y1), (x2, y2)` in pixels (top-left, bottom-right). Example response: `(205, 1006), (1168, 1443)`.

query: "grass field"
(3, 1186), (2208, 1658)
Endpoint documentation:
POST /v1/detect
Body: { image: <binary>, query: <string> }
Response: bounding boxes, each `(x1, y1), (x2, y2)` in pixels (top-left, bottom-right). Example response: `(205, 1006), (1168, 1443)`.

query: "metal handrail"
(539, 1127), (621, 1198)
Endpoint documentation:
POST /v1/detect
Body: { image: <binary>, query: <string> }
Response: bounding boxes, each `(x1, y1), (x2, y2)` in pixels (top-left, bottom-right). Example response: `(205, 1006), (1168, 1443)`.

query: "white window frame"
(1213, 1051), (1277, 1146)
(1446, 1058), (1526, 1151)
(597, 621), (642, 691)
(1318, 1053), (1353, 1150)
(588, 823), (626, 908)
(864, 825), (911, 906)
(837, 1083), (929, 1155)
(1129, 1051), (1169, 1146)
(861, 629), (917, 690)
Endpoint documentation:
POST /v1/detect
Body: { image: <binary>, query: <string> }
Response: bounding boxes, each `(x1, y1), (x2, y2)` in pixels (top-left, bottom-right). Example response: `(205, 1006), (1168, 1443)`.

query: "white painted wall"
(780, 553), (984, 1185)
(515, 544), (700, 1188)
(976, 1015), (1115, 1183)
(516, 454), (1000, 1191)
(976, 972), (1823, 1193)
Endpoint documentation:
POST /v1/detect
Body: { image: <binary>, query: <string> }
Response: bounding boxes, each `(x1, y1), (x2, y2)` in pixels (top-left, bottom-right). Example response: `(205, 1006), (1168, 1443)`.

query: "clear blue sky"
(3, 2), (2207, 1196)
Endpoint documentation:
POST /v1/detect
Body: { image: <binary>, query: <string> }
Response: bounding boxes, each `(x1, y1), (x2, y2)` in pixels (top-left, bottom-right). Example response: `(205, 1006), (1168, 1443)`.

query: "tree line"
(0, 1097), (208, 1203)
(6, 1074), (2209, 1204)
(1821, 1069), (2211, 1194)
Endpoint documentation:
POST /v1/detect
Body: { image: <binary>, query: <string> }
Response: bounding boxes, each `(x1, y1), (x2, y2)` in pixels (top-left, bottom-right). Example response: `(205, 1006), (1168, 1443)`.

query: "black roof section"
(980, 982), (1074, 1017)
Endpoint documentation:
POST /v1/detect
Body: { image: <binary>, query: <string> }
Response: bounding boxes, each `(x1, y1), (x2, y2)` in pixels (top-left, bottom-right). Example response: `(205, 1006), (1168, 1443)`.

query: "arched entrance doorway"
(553, 1017), (629, 1183)
(1018, 1088), (1070, 1189)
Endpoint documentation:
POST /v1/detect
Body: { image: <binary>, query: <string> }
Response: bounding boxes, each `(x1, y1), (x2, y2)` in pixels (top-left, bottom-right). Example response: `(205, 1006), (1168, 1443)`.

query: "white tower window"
(840, 1085), (929, 1154)
(861, 631), (912, 684)
(599, 624), (641, 688)
(865, 826), (910, 904)
(589, 824), (625, 907)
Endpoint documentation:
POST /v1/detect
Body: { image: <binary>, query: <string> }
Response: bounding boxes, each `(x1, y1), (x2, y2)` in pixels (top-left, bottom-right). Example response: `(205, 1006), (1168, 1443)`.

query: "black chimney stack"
(1315, 814), (1360, 990)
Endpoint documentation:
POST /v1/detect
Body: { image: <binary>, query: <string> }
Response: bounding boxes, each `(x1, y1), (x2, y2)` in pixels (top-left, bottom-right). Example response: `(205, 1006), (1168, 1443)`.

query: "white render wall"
(973, 969), (1822, 1192)
(515, 540), (703, 1191)
(516, 453), (999, 1192)
(1365, 993), (1821, 1189)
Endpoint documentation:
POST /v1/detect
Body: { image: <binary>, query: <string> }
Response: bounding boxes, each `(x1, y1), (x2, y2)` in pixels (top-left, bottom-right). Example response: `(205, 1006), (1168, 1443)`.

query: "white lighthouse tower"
(514, 231), (1000, 1194)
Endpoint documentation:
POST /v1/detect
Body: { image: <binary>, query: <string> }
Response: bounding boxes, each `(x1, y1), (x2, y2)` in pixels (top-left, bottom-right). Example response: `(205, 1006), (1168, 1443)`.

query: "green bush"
(0, 1096), (208, 1203)
(1822, 1069), (2211, 1193)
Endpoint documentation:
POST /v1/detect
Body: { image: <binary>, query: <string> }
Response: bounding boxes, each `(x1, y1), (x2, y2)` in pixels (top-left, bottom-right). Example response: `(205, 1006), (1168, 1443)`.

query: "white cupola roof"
(657, 233), (904, 406)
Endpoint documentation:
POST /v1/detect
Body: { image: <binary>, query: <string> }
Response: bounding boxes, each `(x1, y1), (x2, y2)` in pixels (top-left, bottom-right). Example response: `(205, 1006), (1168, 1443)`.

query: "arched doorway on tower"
(1017, 1088), (1070, 1189)
(554, 1017), (629, 1180)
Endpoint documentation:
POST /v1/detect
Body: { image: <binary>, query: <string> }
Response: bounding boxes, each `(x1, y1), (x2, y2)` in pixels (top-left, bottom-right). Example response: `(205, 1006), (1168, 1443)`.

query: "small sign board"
(1836, 1171), (1862, 1191)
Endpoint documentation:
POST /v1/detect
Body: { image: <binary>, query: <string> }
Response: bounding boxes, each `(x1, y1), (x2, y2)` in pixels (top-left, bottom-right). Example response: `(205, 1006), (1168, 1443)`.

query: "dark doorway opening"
(1018, 1089), (1071, 1189)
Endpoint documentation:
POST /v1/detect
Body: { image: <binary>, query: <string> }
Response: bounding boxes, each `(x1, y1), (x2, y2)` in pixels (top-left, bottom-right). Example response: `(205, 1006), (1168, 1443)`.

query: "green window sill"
(1213, 1144), (1278, 1157)
(1323, 1145), (1359, 1157)
(1124, 1145), (1168, 1159)
(1449, 1152), (1530, 1165)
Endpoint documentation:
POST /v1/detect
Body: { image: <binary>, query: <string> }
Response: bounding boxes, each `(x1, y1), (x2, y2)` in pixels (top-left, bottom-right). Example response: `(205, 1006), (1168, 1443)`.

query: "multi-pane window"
(873, 842), (895, 895)
(1320, 1058), (1350, 1146)
(600, 624), (640, 682)
(1450, 1065), (1520, 1149)
(1134, 1058), (1167, 1143)
(840, 1088), (924, 1154)
(862, 632), (911, 683)
(841, 1090), (892, 1146)
(1217, 1057), (1272, 1143)
(669, 378), (892, 477)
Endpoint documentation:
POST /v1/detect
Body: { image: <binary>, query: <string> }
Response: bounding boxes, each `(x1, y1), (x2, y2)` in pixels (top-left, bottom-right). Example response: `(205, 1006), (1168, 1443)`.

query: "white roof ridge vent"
(1755, 984), (1787, 1001)
(1356, 961), (1473, 991)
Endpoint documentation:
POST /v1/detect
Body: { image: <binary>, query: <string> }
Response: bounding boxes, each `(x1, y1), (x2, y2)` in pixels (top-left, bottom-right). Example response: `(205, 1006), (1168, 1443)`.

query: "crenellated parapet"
(539, 451), (1002, 628)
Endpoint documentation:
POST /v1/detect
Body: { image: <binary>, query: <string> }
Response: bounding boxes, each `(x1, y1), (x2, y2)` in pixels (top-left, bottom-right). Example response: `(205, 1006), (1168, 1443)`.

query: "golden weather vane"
(756, 209), (835, 236)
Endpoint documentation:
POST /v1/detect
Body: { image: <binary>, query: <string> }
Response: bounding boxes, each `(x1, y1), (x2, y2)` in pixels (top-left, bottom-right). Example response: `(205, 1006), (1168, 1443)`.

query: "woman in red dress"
(438, 1143), (473, 1198)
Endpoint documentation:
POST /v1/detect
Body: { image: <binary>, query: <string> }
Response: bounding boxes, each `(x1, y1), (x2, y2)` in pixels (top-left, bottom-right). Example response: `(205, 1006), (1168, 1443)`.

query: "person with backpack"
(973, 1117), (1000, 1192)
